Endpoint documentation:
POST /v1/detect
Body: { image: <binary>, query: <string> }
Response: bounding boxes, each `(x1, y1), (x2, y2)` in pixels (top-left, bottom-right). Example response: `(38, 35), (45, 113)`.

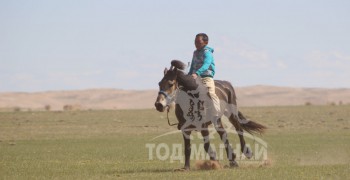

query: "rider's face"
(195, 36), (208, 50)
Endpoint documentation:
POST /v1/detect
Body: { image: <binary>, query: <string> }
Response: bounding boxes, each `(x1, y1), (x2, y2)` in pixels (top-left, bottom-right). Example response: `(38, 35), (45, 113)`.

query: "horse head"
(154, 60), (186, 112)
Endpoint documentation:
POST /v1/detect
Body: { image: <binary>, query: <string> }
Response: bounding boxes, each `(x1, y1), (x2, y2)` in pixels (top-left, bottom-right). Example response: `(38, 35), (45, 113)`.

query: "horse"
(154, 60), (266, 170)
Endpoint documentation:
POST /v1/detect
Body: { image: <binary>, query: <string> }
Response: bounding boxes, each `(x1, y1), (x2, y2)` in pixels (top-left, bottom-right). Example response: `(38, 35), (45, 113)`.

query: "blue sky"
(1, 0), (349, 92)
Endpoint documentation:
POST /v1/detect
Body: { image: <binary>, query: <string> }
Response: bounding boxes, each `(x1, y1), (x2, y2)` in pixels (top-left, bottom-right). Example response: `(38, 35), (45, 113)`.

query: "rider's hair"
(196, 33), (209, 42)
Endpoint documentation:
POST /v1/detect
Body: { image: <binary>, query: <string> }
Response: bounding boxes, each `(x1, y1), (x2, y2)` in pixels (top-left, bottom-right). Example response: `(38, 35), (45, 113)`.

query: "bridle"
(158, 90), (176, 104)
(157, 83), (179, 126)
(157, 65), (186, 126)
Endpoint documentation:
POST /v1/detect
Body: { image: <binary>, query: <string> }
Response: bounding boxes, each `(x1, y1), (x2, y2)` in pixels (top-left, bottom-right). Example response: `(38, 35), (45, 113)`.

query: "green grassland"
(1, 105), (350, 179)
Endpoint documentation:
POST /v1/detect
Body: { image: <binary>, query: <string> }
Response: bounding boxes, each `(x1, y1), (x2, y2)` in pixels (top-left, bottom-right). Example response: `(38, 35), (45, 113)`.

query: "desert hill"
(0, 85), (349, 111)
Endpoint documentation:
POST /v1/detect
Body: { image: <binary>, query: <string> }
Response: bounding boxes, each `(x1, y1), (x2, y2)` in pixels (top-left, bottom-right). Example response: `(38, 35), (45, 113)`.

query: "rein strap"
(166, 106), (178, 126)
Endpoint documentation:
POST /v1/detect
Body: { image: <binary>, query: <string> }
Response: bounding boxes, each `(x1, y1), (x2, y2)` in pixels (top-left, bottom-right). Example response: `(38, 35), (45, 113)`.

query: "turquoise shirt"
(188, 46), (215, 77)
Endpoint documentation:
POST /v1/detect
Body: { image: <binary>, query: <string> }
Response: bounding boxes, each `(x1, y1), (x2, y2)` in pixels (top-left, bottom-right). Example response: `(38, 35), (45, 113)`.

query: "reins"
(159, 82), (179, 127)
(166, 105), (178, 126)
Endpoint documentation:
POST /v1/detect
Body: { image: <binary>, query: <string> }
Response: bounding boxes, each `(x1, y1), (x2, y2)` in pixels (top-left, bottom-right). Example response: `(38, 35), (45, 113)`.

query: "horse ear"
(164, 67), (168, 75)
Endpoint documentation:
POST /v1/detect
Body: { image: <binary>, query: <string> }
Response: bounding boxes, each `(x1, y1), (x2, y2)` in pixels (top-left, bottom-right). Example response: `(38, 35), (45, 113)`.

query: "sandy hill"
(0, 85), (349, 111)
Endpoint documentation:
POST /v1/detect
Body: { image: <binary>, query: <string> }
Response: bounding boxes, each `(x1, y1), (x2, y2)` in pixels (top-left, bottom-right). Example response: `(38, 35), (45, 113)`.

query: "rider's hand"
(191, 73), (198, 79)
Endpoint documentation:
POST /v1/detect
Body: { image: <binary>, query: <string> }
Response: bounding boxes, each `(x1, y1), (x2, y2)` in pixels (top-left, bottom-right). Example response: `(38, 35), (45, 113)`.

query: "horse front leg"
(182, 130), (192, 170)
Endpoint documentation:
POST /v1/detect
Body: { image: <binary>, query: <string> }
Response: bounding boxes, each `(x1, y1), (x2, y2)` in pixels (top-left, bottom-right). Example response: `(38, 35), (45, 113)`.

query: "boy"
(188, 33), (221, 116)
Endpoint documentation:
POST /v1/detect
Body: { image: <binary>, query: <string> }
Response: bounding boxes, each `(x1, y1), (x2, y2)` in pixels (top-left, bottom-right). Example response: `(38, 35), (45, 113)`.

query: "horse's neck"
(175, 72), (207, 104)
(176, 71), (198, 91)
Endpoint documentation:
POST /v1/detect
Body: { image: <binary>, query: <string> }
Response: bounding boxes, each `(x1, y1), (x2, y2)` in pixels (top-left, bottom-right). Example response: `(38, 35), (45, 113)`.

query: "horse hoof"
(229, 161), (239, 168)
(244, 148), (254, 159)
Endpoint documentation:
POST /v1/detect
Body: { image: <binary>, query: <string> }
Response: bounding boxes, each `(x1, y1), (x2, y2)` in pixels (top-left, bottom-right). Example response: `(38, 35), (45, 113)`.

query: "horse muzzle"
(155, 94), (167, 112)
(155, 90), (175, 112)
(154, 101), (166, 112)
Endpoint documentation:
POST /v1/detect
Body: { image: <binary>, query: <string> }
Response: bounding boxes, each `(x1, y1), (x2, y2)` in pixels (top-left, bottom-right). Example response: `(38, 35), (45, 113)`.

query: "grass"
(0, 105), (350, 179)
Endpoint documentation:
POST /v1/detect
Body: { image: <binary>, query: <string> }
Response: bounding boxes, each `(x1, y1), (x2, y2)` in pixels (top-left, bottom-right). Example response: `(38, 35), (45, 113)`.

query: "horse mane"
(171, 60), (186, 70)
(176, 71), (198, 91)
(166, 60), (198, 91)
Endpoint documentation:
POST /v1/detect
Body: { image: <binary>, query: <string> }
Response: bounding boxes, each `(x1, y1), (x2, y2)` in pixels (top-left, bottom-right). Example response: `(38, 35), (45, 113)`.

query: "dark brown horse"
(154, 60), (266, 170)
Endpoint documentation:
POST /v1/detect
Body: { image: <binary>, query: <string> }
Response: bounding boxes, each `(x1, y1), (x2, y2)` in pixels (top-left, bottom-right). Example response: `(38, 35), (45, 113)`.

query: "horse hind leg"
(228, 114), (253, 159)
(215, 118), (238, 167)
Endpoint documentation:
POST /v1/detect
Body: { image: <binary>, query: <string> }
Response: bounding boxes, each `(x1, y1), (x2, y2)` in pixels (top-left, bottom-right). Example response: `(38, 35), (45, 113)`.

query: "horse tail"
(238, 111), (267, 135)
(217, 80), (267, 134)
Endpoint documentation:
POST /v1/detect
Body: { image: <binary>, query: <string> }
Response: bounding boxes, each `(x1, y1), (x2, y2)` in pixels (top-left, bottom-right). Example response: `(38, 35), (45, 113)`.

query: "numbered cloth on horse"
(171, 60), (219, 127)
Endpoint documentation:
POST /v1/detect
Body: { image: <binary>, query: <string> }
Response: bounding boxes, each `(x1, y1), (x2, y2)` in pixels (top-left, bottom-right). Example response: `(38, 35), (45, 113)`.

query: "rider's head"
(195, 33), (209, 50)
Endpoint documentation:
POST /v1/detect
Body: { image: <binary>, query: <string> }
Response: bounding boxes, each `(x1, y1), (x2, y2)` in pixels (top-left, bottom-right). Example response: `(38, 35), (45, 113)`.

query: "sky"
(1, 0), (349, 92)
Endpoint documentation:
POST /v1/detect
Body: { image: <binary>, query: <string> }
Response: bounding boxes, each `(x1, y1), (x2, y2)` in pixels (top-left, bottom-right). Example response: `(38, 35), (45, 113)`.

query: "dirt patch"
(195, 160), (223, 170)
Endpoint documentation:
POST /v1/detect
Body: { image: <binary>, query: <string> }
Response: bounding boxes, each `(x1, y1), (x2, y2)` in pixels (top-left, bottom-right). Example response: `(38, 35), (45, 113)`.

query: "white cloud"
(306, 50), (350, 69)
(117, 70), (139, 79)
(276, 61), (288, 69)
(302, 50), (350, 87)
(5, 71), (107, 91)
(212, 36), (350, 88)
(81, 70), (102, 76)
(215, 36), (271, 69)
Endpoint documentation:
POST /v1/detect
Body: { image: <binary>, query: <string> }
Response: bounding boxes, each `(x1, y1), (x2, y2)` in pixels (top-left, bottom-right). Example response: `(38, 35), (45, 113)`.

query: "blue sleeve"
(195, 50), (213, 75)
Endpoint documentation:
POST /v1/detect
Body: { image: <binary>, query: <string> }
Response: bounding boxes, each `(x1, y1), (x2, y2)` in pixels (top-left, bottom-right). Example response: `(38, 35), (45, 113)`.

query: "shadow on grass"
(106, 168), (177, 175)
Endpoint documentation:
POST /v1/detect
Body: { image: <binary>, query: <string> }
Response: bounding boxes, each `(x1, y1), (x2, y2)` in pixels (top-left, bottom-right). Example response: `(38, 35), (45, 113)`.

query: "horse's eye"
(168, 80), (175, 87)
